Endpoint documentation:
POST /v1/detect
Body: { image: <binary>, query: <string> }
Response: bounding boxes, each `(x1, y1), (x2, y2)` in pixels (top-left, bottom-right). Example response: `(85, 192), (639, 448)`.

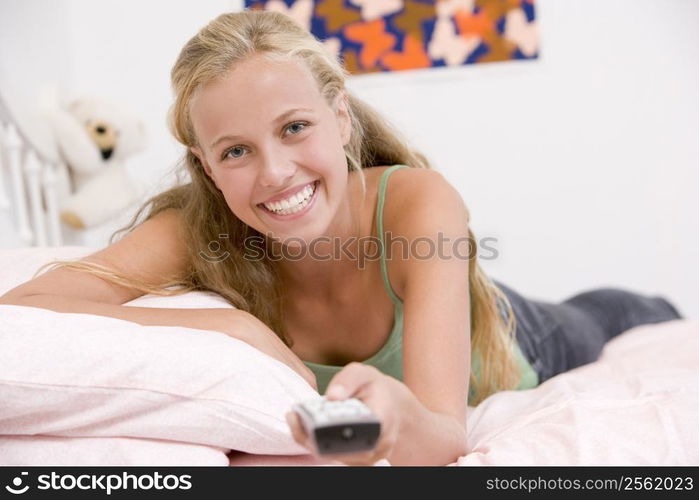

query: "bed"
(0, 246), (697, 466)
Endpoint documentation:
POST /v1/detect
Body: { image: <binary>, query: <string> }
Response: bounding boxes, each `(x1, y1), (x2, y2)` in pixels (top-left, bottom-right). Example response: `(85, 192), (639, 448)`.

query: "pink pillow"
(0, 436), (231, 466)
(0, 303), (318, 456)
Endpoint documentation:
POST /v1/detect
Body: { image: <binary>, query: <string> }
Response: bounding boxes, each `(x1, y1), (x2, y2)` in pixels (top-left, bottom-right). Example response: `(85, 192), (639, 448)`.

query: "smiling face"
(189, 54), (352, 245)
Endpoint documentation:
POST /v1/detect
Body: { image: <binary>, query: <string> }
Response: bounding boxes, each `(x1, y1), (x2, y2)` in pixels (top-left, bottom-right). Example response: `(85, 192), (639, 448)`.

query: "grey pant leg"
(492, 280), (683, 383)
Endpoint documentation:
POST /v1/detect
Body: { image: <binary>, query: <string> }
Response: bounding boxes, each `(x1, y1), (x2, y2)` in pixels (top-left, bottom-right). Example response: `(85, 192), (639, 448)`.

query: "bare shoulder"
(370, 165), (470, 299)
(88, 208), (190, 284)
(367, 164), (458, 193)
(1, 208), (190, 305)
(110, 208), (188, 261)
(380, 166), (469, 226)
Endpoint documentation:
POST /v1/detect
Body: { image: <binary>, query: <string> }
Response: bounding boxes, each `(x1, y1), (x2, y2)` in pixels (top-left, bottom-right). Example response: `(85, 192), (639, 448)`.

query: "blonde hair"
(36, 10), (520, 405)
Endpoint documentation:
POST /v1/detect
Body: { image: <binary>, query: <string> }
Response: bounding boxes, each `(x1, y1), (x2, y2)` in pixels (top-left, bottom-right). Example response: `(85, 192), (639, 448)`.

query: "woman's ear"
(190, 146), (218, 187)
(334, 92), (352, 147)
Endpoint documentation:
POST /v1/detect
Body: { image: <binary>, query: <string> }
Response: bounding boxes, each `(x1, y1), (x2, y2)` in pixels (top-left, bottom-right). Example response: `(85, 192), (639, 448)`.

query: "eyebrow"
(209, 107), (314, 150)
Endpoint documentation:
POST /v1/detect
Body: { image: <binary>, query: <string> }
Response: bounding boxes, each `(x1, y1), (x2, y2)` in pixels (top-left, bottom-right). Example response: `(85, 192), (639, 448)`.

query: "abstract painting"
(245, 0), (539, 75)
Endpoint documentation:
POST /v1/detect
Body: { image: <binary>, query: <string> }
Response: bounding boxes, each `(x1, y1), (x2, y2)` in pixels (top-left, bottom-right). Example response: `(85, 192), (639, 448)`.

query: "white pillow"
(0, 300), (317, 455)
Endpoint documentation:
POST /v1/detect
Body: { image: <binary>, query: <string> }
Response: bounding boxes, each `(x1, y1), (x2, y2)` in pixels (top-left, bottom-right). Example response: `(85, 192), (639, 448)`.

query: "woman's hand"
(285, 362), (418, 465)
(213, 309), (318, 391)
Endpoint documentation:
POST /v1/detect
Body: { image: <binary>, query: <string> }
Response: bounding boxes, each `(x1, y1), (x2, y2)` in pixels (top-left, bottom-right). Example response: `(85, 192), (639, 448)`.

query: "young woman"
(0, 11), (681, 466)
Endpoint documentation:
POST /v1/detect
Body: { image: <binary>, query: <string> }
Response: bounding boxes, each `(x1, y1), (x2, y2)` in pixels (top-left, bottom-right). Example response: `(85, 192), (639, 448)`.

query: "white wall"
(0, 0), (76, 248)
(61, 0), (236, 193)
(0, 0), (75, 116)
(1, 0), (697, 317)
(349, 0), (699, 317)
(0, 0), (235, 247)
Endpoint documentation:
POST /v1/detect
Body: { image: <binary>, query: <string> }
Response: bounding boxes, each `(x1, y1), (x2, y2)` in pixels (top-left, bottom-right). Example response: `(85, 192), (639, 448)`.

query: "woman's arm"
(287, 168), (472, 465)
(0, 209), (316, 388)
(388, 167), (471, 461)
(1, 292), (243, 333)
(1, 294), (316, 389)
(356, 168), (471, 464)
(392, 169), (476, 427)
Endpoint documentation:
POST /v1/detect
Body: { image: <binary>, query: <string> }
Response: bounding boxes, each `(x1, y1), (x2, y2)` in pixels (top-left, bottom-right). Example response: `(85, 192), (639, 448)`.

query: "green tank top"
(303, 164), (539, 405)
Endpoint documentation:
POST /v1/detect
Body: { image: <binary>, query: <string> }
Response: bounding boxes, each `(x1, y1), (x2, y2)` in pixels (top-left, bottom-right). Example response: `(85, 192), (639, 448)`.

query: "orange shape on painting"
(344, 19), (397, 69)
(381, 33), (431, 71)
(454, 10), (494, 38)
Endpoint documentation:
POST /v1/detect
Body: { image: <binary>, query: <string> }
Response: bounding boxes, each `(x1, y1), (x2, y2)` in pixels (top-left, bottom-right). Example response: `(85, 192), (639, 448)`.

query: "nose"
(257, 147), (296, 188)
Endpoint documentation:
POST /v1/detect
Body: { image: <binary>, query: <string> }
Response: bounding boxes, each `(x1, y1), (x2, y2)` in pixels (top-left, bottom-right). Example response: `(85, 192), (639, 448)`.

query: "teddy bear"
(48, 97), (147, 229)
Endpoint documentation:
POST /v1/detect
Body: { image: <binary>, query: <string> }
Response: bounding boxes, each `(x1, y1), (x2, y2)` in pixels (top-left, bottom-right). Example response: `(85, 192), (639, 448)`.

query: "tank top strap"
(376, 165), (409, 306)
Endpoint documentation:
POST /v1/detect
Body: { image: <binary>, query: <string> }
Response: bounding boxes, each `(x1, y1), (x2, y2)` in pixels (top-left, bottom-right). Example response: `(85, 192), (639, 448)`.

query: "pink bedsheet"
(2, 317), (696, 466)
(228, 319), (699, 466)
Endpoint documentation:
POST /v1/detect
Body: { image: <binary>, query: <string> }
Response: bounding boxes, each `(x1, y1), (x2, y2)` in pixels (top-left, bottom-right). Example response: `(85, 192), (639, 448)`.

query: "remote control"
(292, 397), (381, 455)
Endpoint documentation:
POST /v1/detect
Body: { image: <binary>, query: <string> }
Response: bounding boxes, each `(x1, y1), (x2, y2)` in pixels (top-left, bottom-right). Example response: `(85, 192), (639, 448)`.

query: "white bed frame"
(0, 97), (66, 247)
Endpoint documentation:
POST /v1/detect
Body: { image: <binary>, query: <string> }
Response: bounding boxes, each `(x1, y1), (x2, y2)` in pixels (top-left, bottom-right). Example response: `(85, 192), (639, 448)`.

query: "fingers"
(326, 362), (381, 400)
(322, 364), (405, 466)
(285, 411), (313, 451)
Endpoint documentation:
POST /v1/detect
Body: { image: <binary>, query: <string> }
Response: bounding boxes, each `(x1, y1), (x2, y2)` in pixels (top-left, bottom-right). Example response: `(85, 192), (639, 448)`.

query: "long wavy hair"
(35, 10), (521, 405)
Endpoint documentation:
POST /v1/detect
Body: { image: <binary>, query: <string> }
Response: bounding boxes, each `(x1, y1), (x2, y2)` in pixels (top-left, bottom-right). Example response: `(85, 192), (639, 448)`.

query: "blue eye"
(285, 121), (308, 135)
(220, 121), (309, 162)
(222, 146), (247, 161)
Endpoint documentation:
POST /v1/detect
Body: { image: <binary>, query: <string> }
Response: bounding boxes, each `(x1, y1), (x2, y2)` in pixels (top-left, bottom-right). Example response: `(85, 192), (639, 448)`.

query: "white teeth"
(262, 182), (316, 215)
